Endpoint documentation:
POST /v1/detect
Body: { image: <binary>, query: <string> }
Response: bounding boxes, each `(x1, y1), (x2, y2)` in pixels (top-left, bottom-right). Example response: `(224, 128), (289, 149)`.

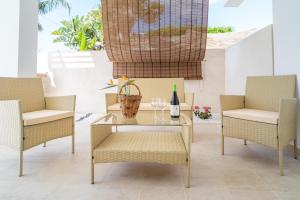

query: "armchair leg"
(91, 159), (95, 184)
(186, 160), (191, 188)
(244, 139), (247, 146)
(19, 151), (23, 177)
(191, 122), (194, 143)
(72, 134), (75, 154)
(294, 139), (298, 159)
(279, 149), (284, 176)
(221, 135), (224, 155)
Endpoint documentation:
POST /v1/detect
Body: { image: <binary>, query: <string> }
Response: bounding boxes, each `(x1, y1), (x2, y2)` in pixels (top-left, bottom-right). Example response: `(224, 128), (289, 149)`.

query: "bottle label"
(170, 105), (180, 116)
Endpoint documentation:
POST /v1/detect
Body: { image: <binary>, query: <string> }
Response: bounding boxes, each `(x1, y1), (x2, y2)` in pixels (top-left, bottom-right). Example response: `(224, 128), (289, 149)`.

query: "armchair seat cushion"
(108, 103), (192, 111)
(23, 110), (74, 126)
(223, 109), (279, 124)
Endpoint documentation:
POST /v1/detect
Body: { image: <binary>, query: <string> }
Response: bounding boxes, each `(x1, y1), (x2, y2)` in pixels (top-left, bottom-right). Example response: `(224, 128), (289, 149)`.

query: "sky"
(38, 0), (273, 51)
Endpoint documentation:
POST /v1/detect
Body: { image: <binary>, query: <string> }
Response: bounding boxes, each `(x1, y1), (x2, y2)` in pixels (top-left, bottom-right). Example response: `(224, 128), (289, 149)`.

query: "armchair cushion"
(108, 103), (192, 111)
(23, 110), (74, 126)
(223, 109), (279, 125)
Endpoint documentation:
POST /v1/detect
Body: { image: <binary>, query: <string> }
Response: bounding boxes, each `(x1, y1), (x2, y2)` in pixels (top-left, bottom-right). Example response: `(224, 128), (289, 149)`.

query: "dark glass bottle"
(170, 84), (180, 118)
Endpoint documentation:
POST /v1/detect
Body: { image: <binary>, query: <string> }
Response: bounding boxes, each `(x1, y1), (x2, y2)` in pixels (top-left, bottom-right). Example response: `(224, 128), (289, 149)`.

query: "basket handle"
(119, 82), (141, 96)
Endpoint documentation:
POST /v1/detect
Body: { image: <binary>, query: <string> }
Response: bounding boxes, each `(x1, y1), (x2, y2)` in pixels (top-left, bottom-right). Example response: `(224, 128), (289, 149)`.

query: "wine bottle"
(170, 84), (180, 118)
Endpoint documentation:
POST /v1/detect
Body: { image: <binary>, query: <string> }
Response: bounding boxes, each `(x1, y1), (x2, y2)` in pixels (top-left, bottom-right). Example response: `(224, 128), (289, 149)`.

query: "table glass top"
(93, 112), (187, 126)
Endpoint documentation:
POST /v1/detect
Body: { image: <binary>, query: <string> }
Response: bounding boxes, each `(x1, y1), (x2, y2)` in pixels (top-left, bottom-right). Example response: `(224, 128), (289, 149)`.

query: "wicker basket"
(118, 83), (142, 118)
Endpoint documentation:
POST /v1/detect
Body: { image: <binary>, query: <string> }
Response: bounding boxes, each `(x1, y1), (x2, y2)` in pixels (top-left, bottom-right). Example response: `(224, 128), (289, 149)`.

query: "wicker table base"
(90, 113), (192, 187)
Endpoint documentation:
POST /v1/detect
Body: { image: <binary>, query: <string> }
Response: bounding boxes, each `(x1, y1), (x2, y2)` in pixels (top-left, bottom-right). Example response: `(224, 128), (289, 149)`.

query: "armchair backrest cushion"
(0, 78), (45, 113)
(245, 75), (296, 112)
(118, 78), (185, 103)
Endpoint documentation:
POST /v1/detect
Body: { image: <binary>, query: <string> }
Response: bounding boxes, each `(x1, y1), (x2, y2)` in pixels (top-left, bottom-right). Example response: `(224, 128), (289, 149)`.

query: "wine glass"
(157, 98), (168, 121)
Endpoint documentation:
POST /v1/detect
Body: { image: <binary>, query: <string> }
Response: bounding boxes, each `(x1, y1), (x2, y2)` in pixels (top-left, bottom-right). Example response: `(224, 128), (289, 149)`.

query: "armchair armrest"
(278, 98), (297, 148)
(185, 93), (194, 106)
(45, 95), (76, 111)
(220, 95), (245, 113)
(0, 100), (23, 150)
(105, 93), (118, 113)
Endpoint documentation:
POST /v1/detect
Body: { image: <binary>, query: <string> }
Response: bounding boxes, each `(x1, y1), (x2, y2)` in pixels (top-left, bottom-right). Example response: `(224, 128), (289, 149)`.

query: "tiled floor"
(1, 114), (300, 200)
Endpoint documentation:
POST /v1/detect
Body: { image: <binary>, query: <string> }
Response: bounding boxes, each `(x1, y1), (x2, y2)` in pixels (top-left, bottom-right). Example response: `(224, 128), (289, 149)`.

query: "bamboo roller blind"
(102, 0), (209, 80)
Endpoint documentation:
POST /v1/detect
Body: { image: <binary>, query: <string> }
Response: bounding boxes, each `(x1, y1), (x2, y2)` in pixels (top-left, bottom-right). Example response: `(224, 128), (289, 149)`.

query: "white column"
(273, 0), (300, 147)
(0, 0), (38, 77)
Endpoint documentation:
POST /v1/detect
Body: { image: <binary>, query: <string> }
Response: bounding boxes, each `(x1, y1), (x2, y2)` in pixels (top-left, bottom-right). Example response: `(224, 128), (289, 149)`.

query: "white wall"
(225, 25), (274, 94)
(186, 49), (225, 114)
(43, 51), (113, 113)
(0, 0), (38, 77)
(41, 49), (226, 114)
(273, 0), (300, 147)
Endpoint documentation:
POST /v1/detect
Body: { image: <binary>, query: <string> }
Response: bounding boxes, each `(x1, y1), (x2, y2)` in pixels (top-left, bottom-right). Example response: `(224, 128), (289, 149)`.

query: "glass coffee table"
(90, 112), (192, 187)
(93, 112), (188, 126)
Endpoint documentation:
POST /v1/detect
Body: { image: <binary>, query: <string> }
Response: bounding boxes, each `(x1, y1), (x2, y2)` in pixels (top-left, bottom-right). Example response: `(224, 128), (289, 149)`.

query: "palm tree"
(38, 0), (71, 31)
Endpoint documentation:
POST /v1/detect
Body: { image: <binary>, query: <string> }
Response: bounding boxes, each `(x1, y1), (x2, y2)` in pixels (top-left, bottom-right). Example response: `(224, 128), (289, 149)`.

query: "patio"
(1, 0), (300, 200)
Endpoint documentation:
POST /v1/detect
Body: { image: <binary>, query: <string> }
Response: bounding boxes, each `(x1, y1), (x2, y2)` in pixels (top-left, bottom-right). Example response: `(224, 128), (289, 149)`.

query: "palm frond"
(38, 0), (71, 31)
(39, 0), (71, 15)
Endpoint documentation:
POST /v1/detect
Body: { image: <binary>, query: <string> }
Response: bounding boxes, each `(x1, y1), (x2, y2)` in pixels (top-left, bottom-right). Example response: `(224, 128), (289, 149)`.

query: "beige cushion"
(23, 110), (74, 126)
(108, 103), (192, 111)
(223, 109), (279, 124)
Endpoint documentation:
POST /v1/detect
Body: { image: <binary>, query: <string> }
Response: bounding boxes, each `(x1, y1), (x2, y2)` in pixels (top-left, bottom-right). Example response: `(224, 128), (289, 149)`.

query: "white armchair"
(0, 77), (76, 176)
(220, 75), (297, 175)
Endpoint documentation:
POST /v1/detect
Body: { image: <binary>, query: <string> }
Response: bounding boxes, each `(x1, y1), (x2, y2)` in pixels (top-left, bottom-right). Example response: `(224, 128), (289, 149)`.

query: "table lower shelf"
(93, 131), (188, 165)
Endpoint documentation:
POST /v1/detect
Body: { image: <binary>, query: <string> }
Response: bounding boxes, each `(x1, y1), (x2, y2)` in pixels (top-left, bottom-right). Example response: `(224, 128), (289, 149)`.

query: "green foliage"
(148, 26), (202, 37)
(52, 7), (104, 51)
(38, 0), (71, 31)
(39, 0), (70, 15)
(148, 26), (233, 37)
(208, 27), (233, 34)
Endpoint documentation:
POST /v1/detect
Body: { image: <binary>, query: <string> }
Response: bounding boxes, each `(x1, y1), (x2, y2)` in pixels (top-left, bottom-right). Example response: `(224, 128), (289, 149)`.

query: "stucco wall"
(224, 25), (274, 94)
(273, 0), (300, 147)
(187, 49), (225, 114)
(41, 49), (225, 114)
